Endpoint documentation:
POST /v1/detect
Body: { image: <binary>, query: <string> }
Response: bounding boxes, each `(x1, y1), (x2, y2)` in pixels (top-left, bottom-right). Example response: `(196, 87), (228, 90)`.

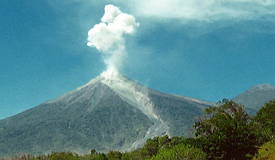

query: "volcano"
(233, 84), (275, 114)
(0, 71), (211, 157)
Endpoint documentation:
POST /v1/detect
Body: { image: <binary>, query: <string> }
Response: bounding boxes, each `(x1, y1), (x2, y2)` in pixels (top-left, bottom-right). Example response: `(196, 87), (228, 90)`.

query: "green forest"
(1, 100), (275, 160)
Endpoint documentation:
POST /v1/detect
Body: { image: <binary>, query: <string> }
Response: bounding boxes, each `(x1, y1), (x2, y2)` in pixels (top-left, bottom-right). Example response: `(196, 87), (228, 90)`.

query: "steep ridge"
(148, 89), (210, 136)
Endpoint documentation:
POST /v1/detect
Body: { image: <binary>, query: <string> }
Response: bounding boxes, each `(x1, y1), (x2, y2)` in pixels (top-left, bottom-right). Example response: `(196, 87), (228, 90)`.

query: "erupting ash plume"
(87, 4), (139, 73)
(86, 6), (168, 149)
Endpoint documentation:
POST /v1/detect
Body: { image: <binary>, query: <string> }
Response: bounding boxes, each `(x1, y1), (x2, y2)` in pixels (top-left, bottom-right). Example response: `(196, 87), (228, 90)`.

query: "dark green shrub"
(107, 151), (122, 160)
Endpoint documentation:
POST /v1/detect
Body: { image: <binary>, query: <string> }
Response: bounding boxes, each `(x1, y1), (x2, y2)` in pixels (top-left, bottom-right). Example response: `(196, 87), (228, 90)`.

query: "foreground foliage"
(0, 136), (205, 160)
(150, 144), (206, 160)
(255, 100), (275, 140)
(194, 100), (261, 160)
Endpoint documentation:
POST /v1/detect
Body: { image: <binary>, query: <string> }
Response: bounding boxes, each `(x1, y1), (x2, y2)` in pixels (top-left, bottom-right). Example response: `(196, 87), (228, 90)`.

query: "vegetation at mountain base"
(254, 100), (275, 137)
(194, 100), (261, 160)
(1, 100), (274, 160)
(149, 144), (207, 160)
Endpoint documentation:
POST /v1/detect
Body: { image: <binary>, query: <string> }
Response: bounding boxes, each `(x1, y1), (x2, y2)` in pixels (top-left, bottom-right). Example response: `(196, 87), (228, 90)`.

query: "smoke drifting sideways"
(87, 4), (139, 76)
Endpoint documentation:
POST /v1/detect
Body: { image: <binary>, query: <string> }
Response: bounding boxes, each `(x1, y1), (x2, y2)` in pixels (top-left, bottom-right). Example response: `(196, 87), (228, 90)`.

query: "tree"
(255, 100), (275, 141)
(140, 135), (174, 159)
(194, 100), (260, 160)
(141, 138), (159, 158)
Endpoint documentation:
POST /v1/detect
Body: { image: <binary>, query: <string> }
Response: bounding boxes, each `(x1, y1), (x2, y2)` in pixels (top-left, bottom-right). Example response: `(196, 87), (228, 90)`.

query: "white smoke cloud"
(120, 0), (275, 21)
(87, 4), (139, 72)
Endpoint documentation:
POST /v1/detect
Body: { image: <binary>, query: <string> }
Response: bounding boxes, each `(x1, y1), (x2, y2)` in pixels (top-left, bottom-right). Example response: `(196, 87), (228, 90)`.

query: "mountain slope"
(0, 71), (211, 157)
(233, 84), (275, 114)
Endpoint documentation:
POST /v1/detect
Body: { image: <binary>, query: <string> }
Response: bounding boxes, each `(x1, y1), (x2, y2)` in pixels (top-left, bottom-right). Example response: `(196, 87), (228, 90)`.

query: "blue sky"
(1, 0), (275, 119)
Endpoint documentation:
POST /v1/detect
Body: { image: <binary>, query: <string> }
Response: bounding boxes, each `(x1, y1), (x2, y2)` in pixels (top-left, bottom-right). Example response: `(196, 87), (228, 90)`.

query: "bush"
(49, 152), (79, 160)
(253, 139), (275, 160)
(150, 144), (206, 160)
(140, 136), (171, 159)
(106, 151), (122, 160)
(121, 149), (143, 160)
(80, 152), (107, 160)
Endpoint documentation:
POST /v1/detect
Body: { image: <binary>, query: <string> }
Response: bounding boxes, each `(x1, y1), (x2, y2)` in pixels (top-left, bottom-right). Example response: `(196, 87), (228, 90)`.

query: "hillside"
(233, 84), (275, 114)
(0, 72), (210, 157)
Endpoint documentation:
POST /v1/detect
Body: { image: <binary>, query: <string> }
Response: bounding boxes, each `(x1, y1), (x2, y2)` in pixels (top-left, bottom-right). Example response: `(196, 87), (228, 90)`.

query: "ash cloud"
(87, 4), (139, 72)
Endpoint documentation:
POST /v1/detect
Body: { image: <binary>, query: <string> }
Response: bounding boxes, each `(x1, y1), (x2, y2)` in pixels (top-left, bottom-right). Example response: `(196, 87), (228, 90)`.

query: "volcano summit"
(0, 70), (211, 157)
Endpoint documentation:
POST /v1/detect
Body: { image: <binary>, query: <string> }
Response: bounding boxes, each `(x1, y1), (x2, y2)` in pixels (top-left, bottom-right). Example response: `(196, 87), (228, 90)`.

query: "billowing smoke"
(87, 4), (139, 74)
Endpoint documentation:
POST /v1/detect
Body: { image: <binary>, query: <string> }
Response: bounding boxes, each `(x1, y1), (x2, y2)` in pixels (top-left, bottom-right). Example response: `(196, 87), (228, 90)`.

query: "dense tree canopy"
(194, 100), (260, 160)
(255, 100), (275, 138)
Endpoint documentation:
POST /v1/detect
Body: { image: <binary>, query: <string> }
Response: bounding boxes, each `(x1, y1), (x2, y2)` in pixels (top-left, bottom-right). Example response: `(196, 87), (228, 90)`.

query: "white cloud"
(119, 0), (275, 21)
(87, 4), (139, 72)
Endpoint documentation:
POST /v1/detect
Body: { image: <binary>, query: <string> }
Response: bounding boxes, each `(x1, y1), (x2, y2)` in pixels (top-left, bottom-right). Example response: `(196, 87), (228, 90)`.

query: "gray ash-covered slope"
(0, 71), (211, 157)
(233, 84), (275, 114)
